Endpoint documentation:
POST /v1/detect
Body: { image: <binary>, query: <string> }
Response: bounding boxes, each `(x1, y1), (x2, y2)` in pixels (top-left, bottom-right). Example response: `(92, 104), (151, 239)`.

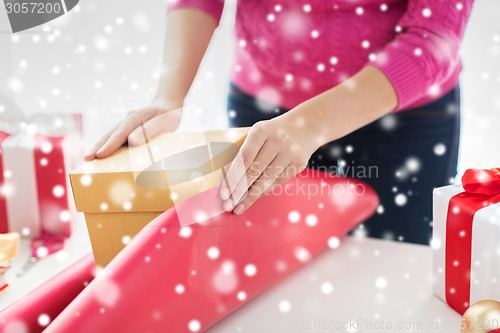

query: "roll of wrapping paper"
(44, 168), (378, 333)
(0, 253), (95, 332)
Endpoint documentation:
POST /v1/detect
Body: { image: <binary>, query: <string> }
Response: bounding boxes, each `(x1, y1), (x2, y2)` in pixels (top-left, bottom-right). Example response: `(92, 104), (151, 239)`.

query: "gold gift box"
(69, 128), (248, 267)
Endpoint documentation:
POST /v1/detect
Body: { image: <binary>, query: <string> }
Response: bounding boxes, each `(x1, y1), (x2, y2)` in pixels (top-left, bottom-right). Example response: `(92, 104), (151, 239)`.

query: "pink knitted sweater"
(168, 0), (473, 111)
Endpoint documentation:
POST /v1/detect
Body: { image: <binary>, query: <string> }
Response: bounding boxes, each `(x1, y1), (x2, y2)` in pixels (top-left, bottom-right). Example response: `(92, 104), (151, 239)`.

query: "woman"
(85, 0), (473, 245)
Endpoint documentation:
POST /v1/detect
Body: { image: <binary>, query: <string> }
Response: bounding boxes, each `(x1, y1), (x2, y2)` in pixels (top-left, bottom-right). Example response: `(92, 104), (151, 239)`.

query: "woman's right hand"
(84, 99), (183, 162)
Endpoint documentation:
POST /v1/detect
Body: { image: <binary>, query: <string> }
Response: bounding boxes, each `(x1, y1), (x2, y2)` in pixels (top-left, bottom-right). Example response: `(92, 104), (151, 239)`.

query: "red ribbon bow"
(445, 168), (500, 314)
(462, 168), (500, 196)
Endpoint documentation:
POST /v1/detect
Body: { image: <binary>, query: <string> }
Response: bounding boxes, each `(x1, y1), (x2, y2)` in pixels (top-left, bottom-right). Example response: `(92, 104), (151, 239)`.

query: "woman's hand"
(219, 110), (324, 214)
(84, 99), (182, 162)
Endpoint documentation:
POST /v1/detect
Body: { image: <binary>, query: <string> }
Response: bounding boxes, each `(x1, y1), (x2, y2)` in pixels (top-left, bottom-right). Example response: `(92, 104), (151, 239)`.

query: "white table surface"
(0, 219), (462, 333)
(208, 237), (462, 333)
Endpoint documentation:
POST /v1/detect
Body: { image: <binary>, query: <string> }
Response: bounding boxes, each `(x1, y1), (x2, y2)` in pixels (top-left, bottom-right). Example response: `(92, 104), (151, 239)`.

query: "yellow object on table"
(69, 128), (249, 268)
(0, 232), (20, 264)
(0, 232), (20, 292)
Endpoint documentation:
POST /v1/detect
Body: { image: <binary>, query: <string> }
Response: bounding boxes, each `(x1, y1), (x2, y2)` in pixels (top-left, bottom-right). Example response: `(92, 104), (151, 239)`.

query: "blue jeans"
(227, 84), (460, 245)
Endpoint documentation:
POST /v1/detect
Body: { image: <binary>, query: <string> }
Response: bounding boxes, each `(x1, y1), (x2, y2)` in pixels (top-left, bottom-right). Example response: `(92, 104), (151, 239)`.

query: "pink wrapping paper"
(0, 254), (95, 332)
(44, 170), (378, 332)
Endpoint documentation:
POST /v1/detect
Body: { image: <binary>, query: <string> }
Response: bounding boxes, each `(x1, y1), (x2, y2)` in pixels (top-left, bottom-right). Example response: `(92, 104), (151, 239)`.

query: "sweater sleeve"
(366, 0), (474, 110)
(167, 0), (224, 23)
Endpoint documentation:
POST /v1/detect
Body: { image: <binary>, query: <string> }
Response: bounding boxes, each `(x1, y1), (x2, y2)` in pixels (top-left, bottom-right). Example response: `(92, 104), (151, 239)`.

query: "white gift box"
(432, 184), (500, 314)
(0, 115), (82, 237)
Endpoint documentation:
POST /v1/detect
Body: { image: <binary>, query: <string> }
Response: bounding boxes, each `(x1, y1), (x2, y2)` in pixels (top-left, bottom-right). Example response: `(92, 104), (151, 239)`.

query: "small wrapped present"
(433, 168), (500, 315)
(0, 232), (20, 292)
(0, 114), (82, 238)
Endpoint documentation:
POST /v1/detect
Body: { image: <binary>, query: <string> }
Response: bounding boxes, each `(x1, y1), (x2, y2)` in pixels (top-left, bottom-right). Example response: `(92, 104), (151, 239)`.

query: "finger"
(84, 126), (116, 162)
(219, 125), (267, 200)
(225, 142), (280, 210)
(128, 108), (182, 146)
(96, 109), (157, 158)
(233, 156), (292, 214)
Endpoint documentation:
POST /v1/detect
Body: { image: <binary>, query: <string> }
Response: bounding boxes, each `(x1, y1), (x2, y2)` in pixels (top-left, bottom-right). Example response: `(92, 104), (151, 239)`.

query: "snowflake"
(38, 313), (51, 327)
(188, 320), (201, 332)
(115, 17), (124, 25)
(405, 157), (421, 173)
(278, 300), (291, 313)
(305, 214), (318, 227)
(93, 36), (110, 52)
(93, 275), (121, 307)
(237, 291), (247, 301)
(122, 235), (131, 245)
(433, 143), (446, 156)
(175, 284), (185, 294)
(59, 210), (71, 222)
(327, 237), (340, 249)
(207, 246), (220, 260)
(294, 247), (311, 262)
(80, 174), (92, 186)
(52, 185), (65, 198)
(256, 87), (281, 112)
(244, 264), (257, 277)
(122, 201), (132, 210)
(21, 227), (31, 237)
(394, 193), (407, 206)
(179, 227), (192, 238)
(8, 77), (24, 93)
(212, 260), (239, 294)
(288, 210), (301, 223)
(133, 13), (150, 32)
(3, 320), (28, 333)
(321, 282), (334, 295)
(375, 277), (388, 290)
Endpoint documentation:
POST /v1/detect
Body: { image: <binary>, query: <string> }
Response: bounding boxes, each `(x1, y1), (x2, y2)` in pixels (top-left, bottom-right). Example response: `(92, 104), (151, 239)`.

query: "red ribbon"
(0, 131), (11, 233)
(34, 133), (71, 237)
(445, 168), (500, 314)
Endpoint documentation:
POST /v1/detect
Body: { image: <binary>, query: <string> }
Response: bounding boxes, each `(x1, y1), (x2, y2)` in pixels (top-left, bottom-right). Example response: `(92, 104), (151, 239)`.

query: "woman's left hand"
(219, 111), (323, 214)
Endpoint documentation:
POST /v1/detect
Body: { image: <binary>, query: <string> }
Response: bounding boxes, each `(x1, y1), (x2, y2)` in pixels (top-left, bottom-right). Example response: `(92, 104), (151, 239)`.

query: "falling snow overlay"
(0, 0), (498, 331)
